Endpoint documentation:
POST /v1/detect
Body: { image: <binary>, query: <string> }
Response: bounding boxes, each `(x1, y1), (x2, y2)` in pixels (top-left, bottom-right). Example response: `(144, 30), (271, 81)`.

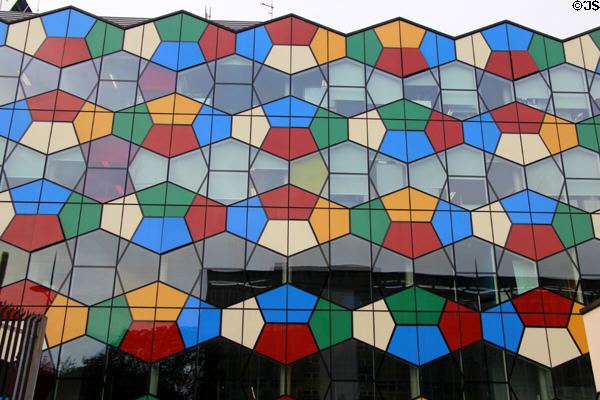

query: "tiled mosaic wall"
(0, 7), (600, 399)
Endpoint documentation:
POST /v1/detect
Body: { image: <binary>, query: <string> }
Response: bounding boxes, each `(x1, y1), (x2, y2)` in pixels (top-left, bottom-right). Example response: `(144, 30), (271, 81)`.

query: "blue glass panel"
(193, 107), (232, 145)
(436, 35), (456, 65)
(419, 31), (438, 67)
(432, 201), (473, 245)
(0, 102), (32, 141)
(0, 22), (7, 46)
(254, 26), (272, 63)
(527, 191), (557, 223)
(161, 217), (192, 252)
(263, 97), (317, 127)
(152, 42), (180, 70)
(257, 285), (317, 323)
(177, 297), (221, 348)
(380, 130), (408, 162)
(38, 180), (71, 214)
(42, 10), (70, 37)
(11, 180), (42, 214)
(66, 10), (96, 38)
(132, 218), (163, 252)
(226, 196), (266, 242)
(235, 29), (254, 59)
(406, 131), (434, 162)
(178, 42), (205, 70)
(482, 302), (524, 352)
(388, 325), (419, 365)
(506, 24), (533, 51)
(482, 24), (509, 51)
(463, 113), (500, 153)
(417, 326), (450, 364)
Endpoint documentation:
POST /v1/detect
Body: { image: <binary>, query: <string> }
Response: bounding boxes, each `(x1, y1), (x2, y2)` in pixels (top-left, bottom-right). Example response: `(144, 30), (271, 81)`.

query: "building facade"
(0, 7), (599, 399)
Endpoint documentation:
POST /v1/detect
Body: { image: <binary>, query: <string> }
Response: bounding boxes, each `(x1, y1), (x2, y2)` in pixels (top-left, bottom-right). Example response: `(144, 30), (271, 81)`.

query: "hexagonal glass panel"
(404, 70), (440, 109)
(549, 64), (587, 92)
(526, 157), (564, 199)
(330, 142), (368, 173)
(100, 51), (140, 81)
(209, 139), (250, 171)
(478, 72), (514, 111)
(96, 80), (137, 111)
(4, 144), (45, 187)
(369, 153), (408, 196)
(487, 157), (525, 199)
(0, 47), (24, 76)
(59, 60), (99, 100)
(440, 62), (476, 90)
(553, 92), (591, 122)
(45, 146), (86, 189)
(447, 145), (485, 176)
(216, 55), (253, 84)
(207, 171), (248, 205)
(328, 58), (365, 87)
(255, 64), (289, 104)
(329, 173), (369, 207)
(20, 57), (60, 98)
(515, 73), (551, 112)
(408, 154), (446, 198)
(168, 149), (208, 192)
(367, 69), (403, 107)
(250, 150), (288, 193)
(441, 90), (479, 120)
(292, 66), (327, 106)
(129, 148), (168, 191)
(177, 63), (214, 103)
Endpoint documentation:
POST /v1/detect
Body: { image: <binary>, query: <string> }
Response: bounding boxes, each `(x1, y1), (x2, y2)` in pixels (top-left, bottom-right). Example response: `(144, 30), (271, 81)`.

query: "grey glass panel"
(74, 230), (119, 266)
(0, 242), (28, 285)
(329, 58), (365, 87)
(329, 173), (368, 207)
(129, 148), (168, 191)
(478, 73), (514, 110)
(591, 74), (600, 105)
(538, 251), (578, 281)
(100, 51), (140, 80)
(210, 139), (249, 170)
(449, 177), (488, 209)
(58, 336), (106, 377)
(576, 240), (600, 275)
(96, 80), (137, 111)
(566, 179), (600, 211)
(177, 64), (213, 102)
(168, 149), (208, 192)
(88, 136), (130, 168)
(454, 237), (495, 274)
(250, 150), (288, 193)
(216, 55), (253, 84)
(329, 87), (366, 117)
(138, 62), (176, 101)
(0, 137), (5, 169)
(367, 69), (403, 106)
(515, 73), (551, 111)
(0, 47), (23, 76)
(46, 147), (86, 189)
(373, 247), (412, 273)
(254, 65), (289, 104)
(160, 244), (201, 293)
(414, 248), (454, 277)
(203, 233), (245, 269)
(447, 145), (484, 176)
(330, 142), (367, 173)
(404, 70), (439, 109)
(69, 267), (115, 305)
(292, 67), (327, 105)
(83, 168), (127, 202)
(408, 154), (446, 197)
(441, 90), (479, 119)
(20, 58), (60, 98)
(488, 157), (525, 199)
(247, 245), (287, 271)
(526, 157), (564, 199)
(213, 83), (252, 114)
(28, 243), (72, 291)
(563, 148), (600, 178)
(330, 235), (370, 268)
(4, 145), (45, 187)
(497, 250), (538, 295)
(0, 77), (18, 105)
(117, 242), (159, 292)
(208, 171), (248, 205)
(440, 62), (476, 90)
(59, 60), (98, 100)
(553, 92), (591, 122)
(369, 153), (407, 196)
(550, 64), (587, 92)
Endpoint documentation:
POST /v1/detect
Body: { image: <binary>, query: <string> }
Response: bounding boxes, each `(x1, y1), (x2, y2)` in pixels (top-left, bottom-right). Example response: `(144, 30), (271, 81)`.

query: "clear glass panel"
(369, 153), (408, 196)
(478, 72), (514, 110)
(0, 47), (23, 76)
(129, 148), (168, 190)
(74, 230), (119, 266)
(209, 140), (250, 171)
(118, 242), (160, 292)
(4, 145), (45, 187)
(96, 80), (137, 111)
(330, 142), (367, 173)
(45, 147), (86, 189)
(69, 267), (115, 305)
(159, 244), (201, 293)
(207, 171), (248, 205)
(292, 67), (327, 105)
(408, 154), (446, 197)
(250, 150), (288, 193)
(100, 51), (140, 81)
(329, 173), (369, 207)
(449, 177), (488, 209)
(454, 237), (495, 274)
(215, 55), (253, 84)
(566, 179), (600, 212)
(328, 58), (365, 87)
(254, 65), (289, 104)
(488, 157), (525, 199)
(498, 250), (538, 295)
(213, 83), (252, 114)
(563, 148), (600, 178)
(329, 87), (366, 117)
(177, 64), (213, 102)
(441, 90), (479, 119)
(367, 69), (403, 106)
(404, 70), (439, 109)
(549, 64), (587, 92)
(0, 77), (19, 105)
(83, 168), (127, 202)
(591, 74), (600, 105)
(59, 60), (98, 100)
(447, 145), (485, 176)
(526, 157), (564, 199)
(515, 73), (551, 111)
(553, 93), (591, 122)
(440, 62), (476, 90)
(28, 243), (72, 291)
(88, 136), (130, 168)
(169, 149), (208, 192)
(20, 58), (60, 98)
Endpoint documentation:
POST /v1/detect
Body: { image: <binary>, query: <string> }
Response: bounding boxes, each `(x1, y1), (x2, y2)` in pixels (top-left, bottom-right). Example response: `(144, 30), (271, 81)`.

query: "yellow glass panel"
(400, 21), (425, 48)
(569, 303), (589, 354)
(375, 21), (400, 48)
(45, 295), (87, 347)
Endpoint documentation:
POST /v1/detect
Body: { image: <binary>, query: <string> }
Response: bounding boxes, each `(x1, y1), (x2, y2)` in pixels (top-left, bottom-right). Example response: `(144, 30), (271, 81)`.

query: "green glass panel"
(403, 101), (431, 128)
(310, 109), (348, 149)
(552, 203), (594, 247)
(591, 29), (600, 48)
(385, 286), (445, 325)
(103, 24), (124, 55)
(137, 184), (167, 216)
(113, 107), (153, 144)
(350, 199), (389, 245)
(59, 193), (101, 239)
(165, 183), (196, 217)
(576, 117), (600, 152)
(309, 299), (351, 349)
(85, 21), (106, 59)
(181, 14), (208, 42)
(154, 15), (182, 41)
(346, 33), (365, 64)
(528, 34), (548, 70)
(86, 295), (132, 347)
(364, 29), (382, 67)
(544, 37), (565, 68)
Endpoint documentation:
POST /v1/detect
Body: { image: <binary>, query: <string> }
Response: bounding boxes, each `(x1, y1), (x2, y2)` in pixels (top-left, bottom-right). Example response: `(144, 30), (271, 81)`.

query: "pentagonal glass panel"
(96, 80), (137, 111)
(74, 230), (119, 266)
(330, 173), (369, 207)
(45, 147), (86, 189)
(255, 65), (289, 104)
(404, 70), (439, 109)
(330, 142), (368, 173)
(118, 242), (160, 292)
(441, 90), (479, 119)
(213, 83), (252, 114)
(447, 145), (485, 176)
(207, 171), (248, 205)
(478, 72), (514, 110)
(292, 66), (327, 106)
(440, 62), (476, 90)
(100, 51), (140, 81)
(329, 58), (365, 87)
(216, 55), (253, 84)
(566, 179), (600, 212)
(449, 177), (488, 209)
(250, 150), (288, 193)
(20, 57), (60, 98)
(408, 154), (446, 197)
(329, 87), (366, 117)
(168, 149), (208, 192)
(0, 47), (24, 76)
(177, 63), (213, 103)
(549, 64), (587, 92)
(563, 148), (600, 178)
(367, 69), (403, 106)
(129, 148), (168, 191)
(59, 60), (98, 100)
(369, 153), (408, 196)
(515, 73), (551, 111)
(0, 77), (19, 105)
(209, 139), (250, 171)
(488, 157), (525, 199)
(4, 144), (45, 187)
(526, 157), (564, 199)
(553, 93), (591, 122)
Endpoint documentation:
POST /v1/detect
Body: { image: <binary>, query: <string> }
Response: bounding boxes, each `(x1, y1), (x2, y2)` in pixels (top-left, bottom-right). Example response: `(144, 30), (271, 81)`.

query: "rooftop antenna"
(260, 0), (274, 19)
(204, 4), (211, 20)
